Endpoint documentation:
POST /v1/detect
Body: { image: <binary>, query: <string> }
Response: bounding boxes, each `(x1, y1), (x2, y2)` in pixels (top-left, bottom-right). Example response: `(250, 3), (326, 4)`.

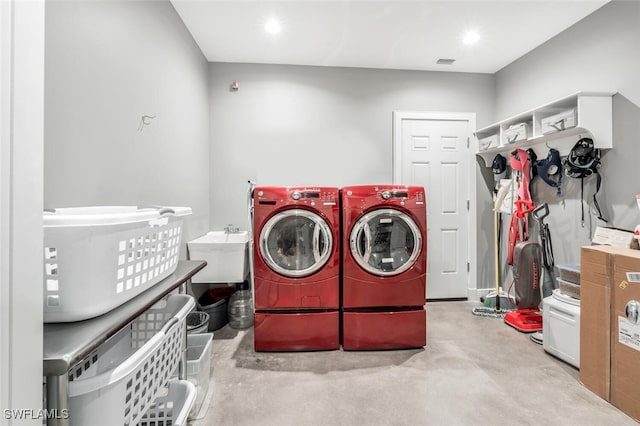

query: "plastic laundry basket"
(67, 294), (194, 426)
(184, 333), (213, 420)
(43, 205), (192, 322)
(138, 380), (196, 426)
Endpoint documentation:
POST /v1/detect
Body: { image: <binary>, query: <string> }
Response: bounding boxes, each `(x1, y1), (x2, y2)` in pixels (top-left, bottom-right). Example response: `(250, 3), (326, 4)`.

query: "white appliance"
(543, 289), (580, 368)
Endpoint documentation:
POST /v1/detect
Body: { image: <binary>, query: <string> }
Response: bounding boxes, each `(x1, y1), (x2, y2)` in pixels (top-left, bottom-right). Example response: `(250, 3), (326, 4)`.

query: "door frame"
(392, 111), (477, 298)
(1, 0), (45, 417)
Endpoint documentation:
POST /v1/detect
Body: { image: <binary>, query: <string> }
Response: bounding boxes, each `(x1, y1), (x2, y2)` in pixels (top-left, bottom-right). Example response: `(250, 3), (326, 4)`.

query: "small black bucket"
(186, 311), (210, 334)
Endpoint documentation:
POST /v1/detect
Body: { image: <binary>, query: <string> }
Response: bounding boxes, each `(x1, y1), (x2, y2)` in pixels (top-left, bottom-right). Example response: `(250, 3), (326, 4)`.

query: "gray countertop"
(43, 260), (206, 376)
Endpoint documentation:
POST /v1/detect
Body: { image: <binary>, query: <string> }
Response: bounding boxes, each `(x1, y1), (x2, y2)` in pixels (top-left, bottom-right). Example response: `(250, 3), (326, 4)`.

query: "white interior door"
(393, 112), (474, 299)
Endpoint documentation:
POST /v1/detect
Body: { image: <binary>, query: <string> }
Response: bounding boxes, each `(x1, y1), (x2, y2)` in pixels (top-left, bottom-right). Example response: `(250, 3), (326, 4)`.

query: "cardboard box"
(611, 251), (640, 422)
(580, 246), (640, 421)
(580, 245), (617, 401)
(592, 226), (638, 249)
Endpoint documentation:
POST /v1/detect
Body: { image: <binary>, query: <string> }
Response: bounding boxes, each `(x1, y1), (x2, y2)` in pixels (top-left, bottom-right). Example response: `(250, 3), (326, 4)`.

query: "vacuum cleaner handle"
(533, 202), (549, 222)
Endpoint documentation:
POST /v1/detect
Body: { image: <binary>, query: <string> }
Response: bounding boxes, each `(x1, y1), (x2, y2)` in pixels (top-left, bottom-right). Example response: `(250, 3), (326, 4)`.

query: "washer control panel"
(378, 189), (409, 200)
(290, 190), (319, 200)
(255, 187), (339, 209)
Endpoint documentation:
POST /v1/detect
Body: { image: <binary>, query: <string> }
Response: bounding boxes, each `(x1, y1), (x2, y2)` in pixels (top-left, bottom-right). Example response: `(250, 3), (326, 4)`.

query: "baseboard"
(467, 287), (495, 302)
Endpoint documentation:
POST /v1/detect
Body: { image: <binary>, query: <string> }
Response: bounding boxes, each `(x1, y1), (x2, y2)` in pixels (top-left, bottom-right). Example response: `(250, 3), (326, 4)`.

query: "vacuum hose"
(533, 203), (556, 298)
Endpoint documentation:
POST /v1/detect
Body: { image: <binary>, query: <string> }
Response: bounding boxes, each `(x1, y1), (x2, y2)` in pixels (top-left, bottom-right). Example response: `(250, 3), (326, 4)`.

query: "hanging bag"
(495, 178), (515, 215)
(563, 137), (607, 225)
(536, 148), (563, 196)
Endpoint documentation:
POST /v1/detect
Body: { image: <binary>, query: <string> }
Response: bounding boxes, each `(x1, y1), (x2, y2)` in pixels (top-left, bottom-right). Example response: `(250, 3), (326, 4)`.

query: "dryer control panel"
(290, 190), (324, 200)
(380, 189), (410, 200)
(343, 185), (425, 209)
(255, 187), (339, 208)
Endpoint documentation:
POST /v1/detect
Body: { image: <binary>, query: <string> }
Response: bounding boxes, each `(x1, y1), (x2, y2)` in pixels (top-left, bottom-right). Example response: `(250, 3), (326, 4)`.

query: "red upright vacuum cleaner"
(504, 149), (543, 332)
(504, 241), (543, 332)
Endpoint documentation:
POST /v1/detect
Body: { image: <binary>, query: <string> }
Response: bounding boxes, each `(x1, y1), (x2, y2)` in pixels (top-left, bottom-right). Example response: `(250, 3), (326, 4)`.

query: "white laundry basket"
(138, 380), (196, 426)
(67, 294), (195, 426)
(43, 205), (192, 322)
(183, 333), (213, 420)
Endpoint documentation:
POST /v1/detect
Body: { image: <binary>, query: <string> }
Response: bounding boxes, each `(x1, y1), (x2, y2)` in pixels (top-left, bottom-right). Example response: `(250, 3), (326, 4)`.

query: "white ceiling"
(171, 0), (609, 74)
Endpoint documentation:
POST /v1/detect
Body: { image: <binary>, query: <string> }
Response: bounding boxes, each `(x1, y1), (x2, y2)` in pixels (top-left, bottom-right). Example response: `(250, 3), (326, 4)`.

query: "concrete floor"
(191, 301), (637, 426)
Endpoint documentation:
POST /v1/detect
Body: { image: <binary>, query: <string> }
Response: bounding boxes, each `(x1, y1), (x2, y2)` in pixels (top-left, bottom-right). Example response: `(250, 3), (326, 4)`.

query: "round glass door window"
(349, 208), (422, 276)
(260, 209), (333, 278)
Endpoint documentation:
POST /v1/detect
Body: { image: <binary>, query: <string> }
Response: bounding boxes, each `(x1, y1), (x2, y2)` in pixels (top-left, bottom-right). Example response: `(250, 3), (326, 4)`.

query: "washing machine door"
(259, 209), (333, 278)
(350, 208), (422, 276)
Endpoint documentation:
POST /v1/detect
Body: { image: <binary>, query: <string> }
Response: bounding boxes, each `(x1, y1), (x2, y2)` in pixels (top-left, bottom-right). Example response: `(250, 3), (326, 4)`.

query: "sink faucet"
(224, 224), (240, 233)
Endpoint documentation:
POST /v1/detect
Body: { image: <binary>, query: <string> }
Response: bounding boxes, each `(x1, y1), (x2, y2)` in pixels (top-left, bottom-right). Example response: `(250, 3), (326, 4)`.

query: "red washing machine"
(253, 186), (340, 351)
(341, 185), (427, 350)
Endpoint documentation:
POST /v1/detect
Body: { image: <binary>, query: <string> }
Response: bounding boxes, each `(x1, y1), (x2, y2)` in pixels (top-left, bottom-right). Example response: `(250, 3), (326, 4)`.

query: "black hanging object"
(563, 138), (607, 225)
(527, 149), (538, 196)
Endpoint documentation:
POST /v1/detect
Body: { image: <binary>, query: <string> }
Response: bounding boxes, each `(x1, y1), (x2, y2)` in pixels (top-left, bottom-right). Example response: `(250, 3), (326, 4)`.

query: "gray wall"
(208, 62), (495, 238)
(493, 0), (640, 267)
(43, 0), (637, 299)
(44, 0), (210, 245)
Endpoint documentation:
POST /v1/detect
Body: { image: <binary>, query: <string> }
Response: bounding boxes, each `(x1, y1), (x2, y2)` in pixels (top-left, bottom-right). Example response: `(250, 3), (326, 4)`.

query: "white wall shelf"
(475, 92), (613, 167)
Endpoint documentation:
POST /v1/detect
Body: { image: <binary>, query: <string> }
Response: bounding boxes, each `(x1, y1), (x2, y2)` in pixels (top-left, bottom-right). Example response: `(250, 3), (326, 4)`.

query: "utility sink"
(188, 231), (249, 283)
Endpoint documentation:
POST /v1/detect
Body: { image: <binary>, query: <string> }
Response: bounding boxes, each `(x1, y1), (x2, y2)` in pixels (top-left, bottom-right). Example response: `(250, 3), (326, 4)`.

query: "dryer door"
(350, 208), (422, 276)
(259, 209), (333, 278)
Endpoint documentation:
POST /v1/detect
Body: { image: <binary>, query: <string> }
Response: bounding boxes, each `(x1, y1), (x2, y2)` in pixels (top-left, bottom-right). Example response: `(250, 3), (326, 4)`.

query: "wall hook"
(138, 115), (156, 131)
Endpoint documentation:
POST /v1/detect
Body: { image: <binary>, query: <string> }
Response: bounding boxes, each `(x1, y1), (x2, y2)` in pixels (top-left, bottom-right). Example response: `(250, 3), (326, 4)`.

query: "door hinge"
(467, 200), (470, 211)
(467, 137), (470, 148)
(467, 262), (470, 272)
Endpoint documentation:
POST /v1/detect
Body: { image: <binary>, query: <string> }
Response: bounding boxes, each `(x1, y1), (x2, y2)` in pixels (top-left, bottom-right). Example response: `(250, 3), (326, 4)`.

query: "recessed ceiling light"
(264, 19), (281, 34)
(463, 31), (480, 44)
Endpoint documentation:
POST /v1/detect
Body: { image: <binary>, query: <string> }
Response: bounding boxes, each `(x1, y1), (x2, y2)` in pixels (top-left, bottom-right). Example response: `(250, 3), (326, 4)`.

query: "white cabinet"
(475, 92), (613, 166)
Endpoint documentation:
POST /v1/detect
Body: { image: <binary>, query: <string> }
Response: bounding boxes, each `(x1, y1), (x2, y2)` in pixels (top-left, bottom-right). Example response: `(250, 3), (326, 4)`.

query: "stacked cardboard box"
(580, 246), (617, 400)
(580, 245), (640, 422)
(611, 250), (640, 421)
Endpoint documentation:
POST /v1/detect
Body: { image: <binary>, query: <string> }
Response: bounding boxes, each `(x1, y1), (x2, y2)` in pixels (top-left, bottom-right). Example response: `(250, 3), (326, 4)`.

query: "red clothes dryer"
(341, 185), (427, 350)
(253, 186), (340, 351)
